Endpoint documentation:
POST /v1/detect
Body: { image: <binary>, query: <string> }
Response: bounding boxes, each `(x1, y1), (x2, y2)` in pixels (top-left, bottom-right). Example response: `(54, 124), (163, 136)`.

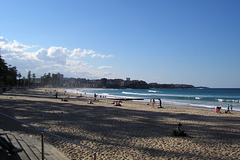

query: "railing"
(0, 112), (101, 160)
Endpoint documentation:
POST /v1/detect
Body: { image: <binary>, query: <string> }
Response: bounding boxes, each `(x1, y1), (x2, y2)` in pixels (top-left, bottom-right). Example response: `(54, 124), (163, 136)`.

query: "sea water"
(65, 88), (240, 111)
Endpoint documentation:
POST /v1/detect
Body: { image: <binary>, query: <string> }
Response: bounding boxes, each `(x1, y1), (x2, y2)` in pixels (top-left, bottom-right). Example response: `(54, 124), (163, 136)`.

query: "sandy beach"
(0, 88), (240, 160)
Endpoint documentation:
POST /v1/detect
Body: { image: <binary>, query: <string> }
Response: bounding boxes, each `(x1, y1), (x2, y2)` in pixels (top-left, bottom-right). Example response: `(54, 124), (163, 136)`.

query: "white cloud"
(36, 46), (67, 64)
(22, 51), (39, 60)
(69, 48), (95, 58)
(0, 36), (114, 78)
(65, 60), (88, 71)
(91, 54), (114, 59)
(0, 37), (31, 59)
(98, 66), (112, 69)
(0, 37), (30, 52)
(63, 60), (113, 78)
(48, 46), (67, 58)
(36, 48), (48, 60)
(0, 36), (8, 43)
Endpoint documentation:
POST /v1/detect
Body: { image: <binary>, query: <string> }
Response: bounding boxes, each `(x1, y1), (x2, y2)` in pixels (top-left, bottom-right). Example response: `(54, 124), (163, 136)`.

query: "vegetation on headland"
(148, 83), (195, 89)
(0, 55), (195, 90)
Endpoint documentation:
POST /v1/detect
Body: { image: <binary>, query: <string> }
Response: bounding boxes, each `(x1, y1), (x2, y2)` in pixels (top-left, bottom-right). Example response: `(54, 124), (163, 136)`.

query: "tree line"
(0, 55), (36, 88)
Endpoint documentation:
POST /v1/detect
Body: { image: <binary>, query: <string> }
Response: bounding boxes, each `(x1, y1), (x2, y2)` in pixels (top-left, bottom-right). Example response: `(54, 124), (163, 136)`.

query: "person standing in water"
(227, 104), (230, 110)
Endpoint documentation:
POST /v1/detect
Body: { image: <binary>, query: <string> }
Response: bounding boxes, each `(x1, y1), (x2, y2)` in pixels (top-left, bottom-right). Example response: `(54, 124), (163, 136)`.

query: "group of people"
(151, 98), (163, 108)
(114, 100), (122, 106)
(93, 93), (107, 99)
(225, 104), (233, 113)
(215, 104), (233, 113)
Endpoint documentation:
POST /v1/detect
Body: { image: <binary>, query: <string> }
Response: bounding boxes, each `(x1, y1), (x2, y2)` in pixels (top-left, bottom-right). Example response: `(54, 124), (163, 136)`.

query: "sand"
(0, 88), (240, 160)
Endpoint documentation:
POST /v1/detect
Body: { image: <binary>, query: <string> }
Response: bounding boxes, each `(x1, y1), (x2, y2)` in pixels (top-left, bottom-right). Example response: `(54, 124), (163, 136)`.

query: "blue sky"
(0, 0), (240, 88)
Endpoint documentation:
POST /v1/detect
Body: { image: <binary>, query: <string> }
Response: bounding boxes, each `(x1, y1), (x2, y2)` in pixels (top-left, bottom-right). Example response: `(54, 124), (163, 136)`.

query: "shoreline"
(62, 88), (239, 113)
(1, 88), (240, 160)
(62, 87), (240, 112)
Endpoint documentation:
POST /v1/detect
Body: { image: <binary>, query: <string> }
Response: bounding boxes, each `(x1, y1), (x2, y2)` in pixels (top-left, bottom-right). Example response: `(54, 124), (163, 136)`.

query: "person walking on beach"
(152, 99), (155, 107)
(230, 105), (233, 111)
(158, 98), (162, 108)
(55, 92), (58, 98)
(94, 93), (97, 100)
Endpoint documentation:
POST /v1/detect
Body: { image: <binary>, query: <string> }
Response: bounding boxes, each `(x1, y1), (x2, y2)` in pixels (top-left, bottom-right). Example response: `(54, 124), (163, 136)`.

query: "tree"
(7, 66), (18, 86)
(0, 55), (8, 87)
(40, 72), (52, 87)
(0, 55), (18, 87)
(32, 73), (36, 84)
(17, 72), (22, 86)
(27, 71), (31, 86)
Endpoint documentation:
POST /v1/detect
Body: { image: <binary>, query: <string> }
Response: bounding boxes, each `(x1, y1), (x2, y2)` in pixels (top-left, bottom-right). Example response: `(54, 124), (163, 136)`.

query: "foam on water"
(148, 90), (158, 93)
(217, 99), (240, 103)
(122, 91), (157, 96)
(64, 88), (240, 111)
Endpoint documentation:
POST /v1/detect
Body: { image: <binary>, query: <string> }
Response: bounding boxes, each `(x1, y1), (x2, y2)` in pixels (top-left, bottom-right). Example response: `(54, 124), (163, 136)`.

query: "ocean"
(65, 88), (240, 111)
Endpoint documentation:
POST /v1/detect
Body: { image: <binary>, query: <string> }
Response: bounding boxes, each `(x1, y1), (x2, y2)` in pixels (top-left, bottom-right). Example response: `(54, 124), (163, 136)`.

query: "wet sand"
(0, 88), (240, 160)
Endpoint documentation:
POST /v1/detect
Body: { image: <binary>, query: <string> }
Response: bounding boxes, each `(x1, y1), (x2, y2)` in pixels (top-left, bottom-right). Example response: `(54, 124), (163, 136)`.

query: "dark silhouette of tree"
(0, 55), (8, 87)
(0, 55), (18, 87)
(27, 71), (31, 86)
(17, 72), (22, 86)
(32, 73), (36, 84)
(40, 72), (52, 86)
(52, 73), (61, 87)
(8, 66), (18, 86)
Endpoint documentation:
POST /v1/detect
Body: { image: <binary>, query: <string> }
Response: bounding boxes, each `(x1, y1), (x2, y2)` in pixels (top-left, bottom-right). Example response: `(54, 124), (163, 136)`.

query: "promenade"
(0, 129), (69, 160)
